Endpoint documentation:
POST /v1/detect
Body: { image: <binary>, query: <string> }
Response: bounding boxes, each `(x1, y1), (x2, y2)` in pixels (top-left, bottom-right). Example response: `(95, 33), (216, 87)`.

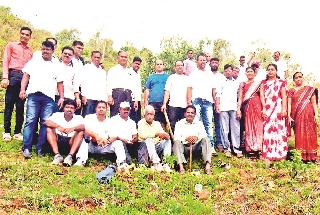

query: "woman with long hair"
(288, 72), (318, 162)
(260, 64), (288, 162)
(237, 67), (263, 158)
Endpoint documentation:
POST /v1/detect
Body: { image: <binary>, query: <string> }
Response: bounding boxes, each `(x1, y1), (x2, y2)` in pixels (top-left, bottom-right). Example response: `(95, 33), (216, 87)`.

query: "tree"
(55, 29), (80, 52)
(212, 39), (237, 70)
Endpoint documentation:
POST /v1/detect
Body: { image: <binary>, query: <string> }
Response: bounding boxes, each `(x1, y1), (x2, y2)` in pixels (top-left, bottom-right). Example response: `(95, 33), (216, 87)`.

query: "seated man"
(45, 99), (84, 166)
(173, 105), (212, 174)
(138, 105), (171, 172)
(108, 101), (148, 166)
(74, 101), (127, 167)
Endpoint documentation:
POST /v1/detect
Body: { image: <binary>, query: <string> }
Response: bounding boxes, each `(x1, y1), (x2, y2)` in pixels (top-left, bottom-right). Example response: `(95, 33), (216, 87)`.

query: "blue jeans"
(193, 98), (214, 147)
(213, 105), (222, 147)
(23, 93), (56, 153)
(82, 99), (98, 117)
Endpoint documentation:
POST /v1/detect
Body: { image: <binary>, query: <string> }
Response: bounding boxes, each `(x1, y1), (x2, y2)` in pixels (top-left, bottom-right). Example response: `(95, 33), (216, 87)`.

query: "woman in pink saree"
(288, 72), (318, 162)
(237, 67), (263, 158)
(260, 64), (288, 161)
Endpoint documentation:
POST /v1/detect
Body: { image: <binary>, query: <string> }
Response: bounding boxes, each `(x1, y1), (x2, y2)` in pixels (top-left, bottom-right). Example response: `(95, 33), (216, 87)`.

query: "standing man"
(72, 40), (85, 67)
(128, 56), (143, 123)
(1, 27), (33, 141)
(205, 52), (212, 71)
(19, 40), (64, 158)
(80, 51), (107, 117)
(183, 49), (197, 75)
(238, 55), (247, 82)
(144, 59), (169, 127)
(107, 51), (136, 117)
(187, 53), (218, 155)
(272, 51), (288, 80)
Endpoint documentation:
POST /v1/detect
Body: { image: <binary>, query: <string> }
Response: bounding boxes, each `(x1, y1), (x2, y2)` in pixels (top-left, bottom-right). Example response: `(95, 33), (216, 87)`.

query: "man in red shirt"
(1, 27), (33, 141)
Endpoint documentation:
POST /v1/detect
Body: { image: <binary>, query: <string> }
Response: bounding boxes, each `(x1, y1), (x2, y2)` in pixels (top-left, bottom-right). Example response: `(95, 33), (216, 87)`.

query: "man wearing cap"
(108, 101), (148, 165)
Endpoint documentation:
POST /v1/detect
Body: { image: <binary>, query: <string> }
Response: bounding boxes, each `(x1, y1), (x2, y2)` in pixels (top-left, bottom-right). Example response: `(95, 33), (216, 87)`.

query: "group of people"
(1, 27), (319, 175)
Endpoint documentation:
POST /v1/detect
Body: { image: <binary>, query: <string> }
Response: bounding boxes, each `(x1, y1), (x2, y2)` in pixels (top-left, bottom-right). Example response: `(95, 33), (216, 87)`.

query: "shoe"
(13, 133), (23, 141)
(63, 154), (73, 167)
(224, 151), (232, 158)
(162, 163), (172, 173)
(52, 154), (63, 165)
(23, 149), (32, 158)
(117, 163), (129, 172)
(74, 158), (85, 167)
(216, 145), (224, 152)
(2, 133), (12, 142)
(153, 163), (163, 172)
(236, 153), (243, 158)
(37, 150), (45, 157)
(205, 164), (211, 175)
(211, 147), (218, 156)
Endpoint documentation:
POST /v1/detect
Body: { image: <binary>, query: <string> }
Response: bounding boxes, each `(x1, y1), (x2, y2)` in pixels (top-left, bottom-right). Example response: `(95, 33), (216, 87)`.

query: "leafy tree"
(55, 28), (80, 52)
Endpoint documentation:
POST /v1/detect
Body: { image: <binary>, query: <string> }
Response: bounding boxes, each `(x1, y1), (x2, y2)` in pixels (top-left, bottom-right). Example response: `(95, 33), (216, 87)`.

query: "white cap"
(120, 101), (131, 109)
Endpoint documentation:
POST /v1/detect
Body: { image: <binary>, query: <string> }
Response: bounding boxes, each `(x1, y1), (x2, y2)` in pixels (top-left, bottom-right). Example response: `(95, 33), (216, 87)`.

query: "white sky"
(1, 0), (319, 78)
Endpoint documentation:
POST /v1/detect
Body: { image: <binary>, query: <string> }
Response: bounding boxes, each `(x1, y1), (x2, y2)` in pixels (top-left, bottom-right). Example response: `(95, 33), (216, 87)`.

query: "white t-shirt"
(23, 57), (63, 100)
(47, 112), (84, 137)
(128, 68), (142, 101)
(165, 73), (190, 108)
(183, 59), (197, 75)
(218, 77), (240, 111)
(273, 60), (287, 80)
(108, 115), (137, 140)
(57, 62), (80, 99)
(84, 114), (109, 139)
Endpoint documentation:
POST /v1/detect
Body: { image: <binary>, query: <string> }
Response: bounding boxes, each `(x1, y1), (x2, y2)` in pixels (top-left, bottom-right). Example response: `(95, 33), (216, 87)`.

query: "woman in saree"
(288, 72), (318, 162)
(237, 67), (263, 158)
(260, 64), (288, 162)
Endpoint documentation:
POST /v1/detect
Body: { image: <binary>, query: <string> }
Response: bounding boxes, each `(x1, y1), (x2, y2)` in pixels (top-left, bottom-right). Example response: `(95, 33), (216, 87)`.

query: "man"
(33, 37), (59, 63)
(19, 40), (64, 158)
(144, 59), (169, 127)
(138, 105), (171, 172)
(1, 27), (33, 141)
(173, 105), (212, 174)
(108, 101), (148, 165)
(238, 55), (247, 82)
(74, 101), (127, 167)
(107, 51), (137, 117)
(187, 53), (218, 155)
(232, 66), (240, 80)
(80, 51), (107, 117)
(209, 57), (224, 151)
(161, 60), (189, 132)
(205, 52), (212, 71)
(72, 40), (85, 67)
(45, 99), (84, 166)
(272, 51), (288, 80)
(128, 56), (143, 123)
(183, 49), (197, 75)
(216, 64), (242, 158)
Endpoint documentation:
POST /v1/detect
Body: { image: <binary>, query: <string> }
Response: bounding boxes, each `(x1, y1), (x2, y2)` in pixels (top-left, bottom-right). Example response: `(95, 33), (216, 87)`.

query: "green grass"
(1, 113), (320, 214)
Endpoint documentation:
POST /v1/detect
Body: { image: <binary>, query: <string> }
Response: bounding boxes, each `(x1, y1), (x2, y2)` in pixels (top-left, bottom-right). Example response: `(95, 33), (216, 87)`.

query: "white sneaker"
(162, 163), (172, 173)
(52, 154), (63, 165)
(2, 133), (12, 141)
(74, 158), (85, 167)
(153, 163), (163, 172)
(13, 133), (23, 141)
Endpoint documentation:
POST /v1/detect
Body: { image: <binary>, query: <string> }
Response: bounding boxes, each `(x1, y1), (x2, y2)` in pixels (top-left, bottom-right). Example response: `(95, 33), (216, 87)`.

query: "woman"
(237, 67), (263, 157)
(260, 64), (288, 161)
(288, 72), (318, 162)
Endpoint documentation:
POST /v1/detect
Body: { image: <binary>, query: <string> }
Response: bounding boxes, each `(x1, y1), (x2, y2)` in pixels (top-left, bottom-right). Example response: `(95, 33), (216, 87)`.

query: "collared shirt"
(57, 62), (80, 99)
(238, 65), (247, 82)
(80, 63), (108, 101)
(84, 114), (109, 139)
(174, 118), (207, 144)
(218, 77), (240, 111)
(189, 68), (217, 103)
(32, 51), (59, 63)
(273, 60), (287, 80)
(106, 64), (136, 98)
(165, 73), (190, 108)
(137, 118), (164, 142)
(47, 112), (84, 137)
(2, 41), (33, 79)
(183, 58), (197, 75)
(23, 57), (63, 100)
(128, 67), (142, 101)
(108, 115), (137, 140)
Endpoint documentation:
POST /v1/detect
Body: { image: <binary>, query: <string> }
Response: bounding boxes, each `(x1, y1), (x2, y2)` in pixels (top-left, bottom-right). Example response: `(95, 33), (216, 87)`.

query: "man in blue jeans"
(19, 40), (64, 158)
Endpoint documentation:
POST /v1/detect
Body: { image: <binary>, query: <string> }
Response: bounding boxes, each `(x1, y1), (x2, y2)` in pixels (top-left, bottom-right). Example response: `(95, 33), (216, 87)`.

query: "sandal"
(2, 133), (12, 141)
(204, 163), (211, 175)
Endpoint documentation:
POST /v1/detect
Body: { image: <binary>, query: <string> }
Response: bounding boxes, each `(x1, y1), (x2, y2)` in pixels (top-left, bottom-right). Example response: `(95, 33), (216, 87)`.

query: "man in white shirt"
(45, 99), (84, 166)
(187, 53), (218, 155)
(216, 64), (242, 158)
(272, 51), (288, 80)
(109, 101), (148, 165)
(238, 55), (247, 82)
(173, 105), (212, 174)
(107, 51), (136, 117)
(80, 51), (108, 117)
(128, 56), (143, 123)
(19, 40), (64, 158)
(205, 52), (212, 71)
(161, 60), (189, 132)
(183, 50), (197, 75)
(74, 101), (127, 167)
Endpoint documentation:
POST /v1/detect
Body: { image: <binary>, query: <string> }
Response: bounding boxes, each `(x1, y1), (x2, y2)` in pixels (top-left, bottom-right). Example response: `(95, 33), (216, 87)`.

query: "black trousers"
(4, 69), (25, 134)
(130, 101), (142, 123)
(167, 106), (185, 133)
(110, 88), (132, 117)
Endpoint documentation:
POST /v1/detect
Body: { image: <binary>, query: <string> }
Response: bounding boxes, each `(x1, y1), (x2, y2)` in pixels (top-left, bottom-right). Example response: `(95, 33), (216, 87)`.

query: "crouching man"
(74, 101), (127, 167)
(138, 105), (171, 172)
(45, 99), (84, 166)
(173, 105), (212, 174)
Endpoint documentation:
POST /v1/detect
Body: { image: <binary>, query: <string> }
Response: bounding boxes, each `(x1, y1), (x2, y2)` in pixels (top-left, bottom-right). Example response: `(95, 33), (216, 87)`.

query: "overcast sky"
(1, 0), (319, 78)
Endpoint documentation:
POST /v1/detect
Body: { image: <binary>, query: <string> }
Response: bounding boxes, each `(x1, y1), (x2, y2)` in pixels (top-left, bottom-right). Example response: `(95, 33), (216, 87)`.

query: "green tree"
(55, 29), (80, 52)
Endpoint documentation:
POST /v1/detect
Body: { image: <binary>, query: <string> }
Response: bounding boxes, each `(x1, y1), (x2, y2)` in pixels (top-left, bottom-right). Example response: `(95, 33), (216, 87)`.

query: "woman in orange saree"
(288, 72), (318, 162)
